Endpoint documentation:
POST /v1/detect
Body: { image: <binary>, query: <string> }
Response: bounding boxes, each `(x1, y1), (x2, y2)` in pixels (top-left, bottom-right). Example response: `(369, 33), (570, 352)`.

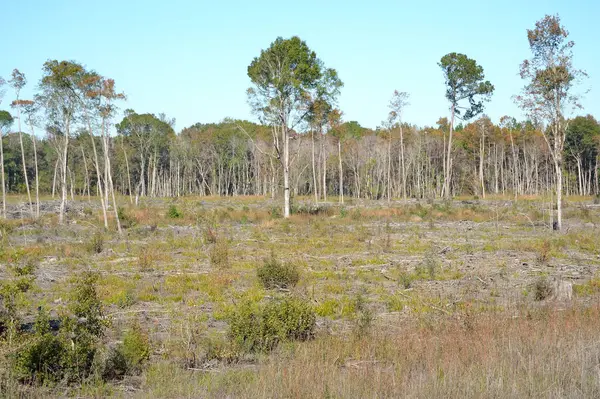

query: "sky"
(2, 0), (599, 132)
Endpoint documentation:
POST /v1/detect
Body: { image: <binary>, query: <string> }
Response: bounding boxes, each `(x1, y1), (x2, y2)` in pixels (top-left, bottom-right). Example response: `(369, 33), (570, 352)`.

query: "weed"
(210, 238), (230, 269)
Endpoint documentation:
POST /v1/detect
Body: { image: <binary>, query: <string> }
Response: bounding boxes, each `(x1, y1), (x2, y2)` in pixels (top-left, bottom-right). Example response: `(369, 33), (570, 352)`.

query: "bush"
(257, 253), (300, 289)
(8, 272), (106, 386)
(203, 226), (218, 244)
(103, 322), (150, 380)
(210, 238), (230, 269)
(86, 231), (104, 254)
(533, 276), (554, 301)
(167, 205), (183, 219)
(117, 207), (137, 229)
(536, 240), (552, 264)
(352, 292), (374, 338)
(228, 296), (315, 353)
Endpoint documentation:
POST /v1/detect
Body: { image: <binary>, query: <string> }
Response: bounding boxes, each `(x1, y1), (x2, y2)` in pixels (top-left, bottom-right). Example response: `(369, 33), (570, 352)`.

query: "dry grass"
(133, 304), (600, 398)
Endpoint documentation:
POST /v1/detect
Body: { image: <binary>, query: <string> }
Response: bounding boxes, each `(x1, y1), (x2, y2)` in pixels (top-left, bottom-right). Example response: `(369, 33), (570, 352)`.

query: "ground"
(1, 195), (600, 397)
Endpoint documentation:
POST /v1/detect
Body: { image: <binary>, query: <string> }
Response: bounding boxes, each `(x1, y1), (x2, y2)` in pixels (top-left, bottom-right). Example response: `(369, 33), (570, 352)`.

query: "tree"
(38, 60), (84, 224)
(0, 110), (12, 218)
(0, 76), (7, 218)
(20, 100), (41, 217)
(116, 111), (175, 199)
(388, 91), (410, 201)
(9, 69), (34, 217)
(247, 36), (341, 217)
(516, 15), (586, 230)
(565, 115), (600, 195)
(439, 53), (494, 198)
(327, 109), (343, 203)
(500, 116), (520, 200)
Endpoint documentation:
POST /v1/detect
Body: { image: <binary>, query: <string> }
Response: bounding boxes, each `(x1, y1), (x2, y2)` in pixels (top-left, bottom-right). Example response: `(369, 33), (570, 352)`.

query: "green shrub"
(228, 296), (315, 353)
(167, 205), (183, 219)
(12, 329), (66, 384)
(117, 207), (137, 229)
(257, 253), (300, 289)
(270, 206), (282, 219)
(103, 322), (150, 380)
(351, 292), (374, 338)
(12, 273), (106, 386)
(0, 263), (36, 339)
(69, 272), (106, 338)
(86, 231), (104, 254)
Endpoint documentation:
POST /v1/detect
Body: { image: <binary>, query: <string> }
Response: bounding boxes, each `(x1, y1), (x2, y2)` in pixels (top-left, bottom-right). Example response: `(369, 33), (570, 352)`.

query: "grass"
(1, 194), (600, 397)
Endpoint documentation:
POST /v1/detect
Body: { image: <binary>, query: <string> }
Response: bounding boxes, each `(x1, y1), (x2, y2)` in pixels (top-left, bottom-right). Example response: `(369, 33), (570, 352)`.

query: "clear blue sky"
(2, 0), (598, 131)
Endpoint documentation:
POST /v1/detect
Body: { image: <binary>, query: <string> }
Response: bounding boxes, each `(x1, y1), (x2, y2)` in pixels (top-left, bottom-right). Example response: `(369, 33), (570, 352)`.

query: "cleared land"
(1, 195), (600, 398)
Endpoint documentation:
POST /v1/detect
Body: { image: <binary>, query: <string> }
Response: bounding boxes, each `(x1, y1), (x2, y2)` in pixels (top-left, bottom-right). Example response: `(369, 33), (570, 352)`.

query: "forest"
(1, 13), (600, 399)
(0, 15), (596, 227)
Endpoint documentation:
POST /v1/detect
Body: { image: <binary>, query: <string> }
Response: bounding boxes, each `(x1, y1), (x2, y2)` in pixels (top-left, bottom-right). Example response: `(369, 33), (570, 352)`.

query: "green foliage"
(167, 205), (183, 219)
(228, 296), (315, 353)
(257, 253), (300, 289)
(117, 207), (137, 229)
(439, 53), (494, 120)
(0, 262), (36, 337)
(103, 322), (150, 380)
(11, 272), (106, 385)
(351, 291), (374, 338)
(86, 231), (104, 254)
(68, 272), (106, 338)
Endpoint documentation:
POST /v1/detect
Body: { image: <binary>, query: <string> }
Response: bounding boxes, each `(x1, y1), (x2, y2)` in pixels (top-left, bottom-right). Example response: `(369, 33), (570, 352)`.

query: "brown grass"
(137, 304), (600, 398)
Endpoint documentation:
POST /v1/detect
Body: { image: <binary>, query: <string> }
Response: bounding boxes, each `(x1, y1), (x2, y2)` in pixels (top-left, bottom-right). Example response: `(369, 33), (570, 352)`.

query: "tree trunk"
(338, 138), (343, 204)
(59, 125), (69, 225)
(30, 123), (40, 218)
(283, 124), (290, 218)
(16, 105), (33, 217)
(444, 104), (455, 199)
(311, 129), (318, 203)
(0, 128), (5, 219)
(400, 124), (407, 202)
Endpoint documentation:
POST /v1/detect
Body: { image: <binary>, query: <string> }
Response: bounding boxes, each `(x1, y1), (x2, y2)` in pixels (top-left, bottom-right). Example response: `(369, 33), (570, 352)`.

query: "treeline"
(0, 14), (597, 228)
(0, 112), (598, 201)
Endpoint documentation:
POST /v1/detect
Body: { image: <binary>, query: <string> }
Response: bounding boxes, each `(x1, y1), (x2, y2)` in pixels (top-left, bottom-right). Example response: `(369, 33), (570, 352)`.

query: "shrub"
(533, 276), (554, 301)
(257, 253), (300, 289)
(117, 207), (137, 229)
(203, 226), (218, 244)
(12, 272), (106, 386)
(210, 238), (230, 269)
(536, 240), (552, 264)
(167, 205), (183, 219)
(103, 322), (150, 380)
(138, 247), (157, 271)
(228, 296), (315, 353)
(86, 231), (104, 254)
(351, 292), (374, 338)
